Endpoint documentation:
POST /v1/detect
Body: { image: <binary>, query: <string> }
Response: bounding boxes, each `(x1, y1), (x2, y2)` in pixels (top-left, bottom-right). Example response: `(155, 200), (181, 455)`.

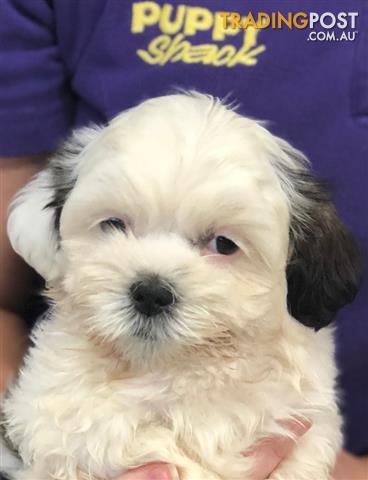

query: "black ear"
(268, 136), (361, 330)
(287, 201), (361, 329)
(283, 169), (361, 330)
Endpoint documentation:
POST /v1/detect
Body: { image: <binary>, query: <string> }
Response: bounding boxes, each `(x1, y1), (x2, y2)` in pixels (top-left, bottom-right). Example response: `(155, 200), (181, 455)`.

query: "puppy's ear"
(272, 139), (361, 329)
(7, 127), (100, 281)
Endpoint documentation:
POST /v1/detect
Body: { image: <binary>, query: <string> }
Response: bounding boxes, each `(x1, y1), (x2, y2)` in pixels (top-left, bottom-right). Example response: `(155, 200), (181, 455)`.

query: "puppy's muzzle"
(130, 277), (176, 317)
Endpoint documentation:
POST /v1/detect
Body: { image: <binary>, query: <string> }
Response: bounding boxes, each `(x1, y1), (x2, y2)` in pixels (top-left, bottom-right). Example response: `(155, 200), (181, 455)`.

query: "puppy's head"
(8, 93), (360, 368)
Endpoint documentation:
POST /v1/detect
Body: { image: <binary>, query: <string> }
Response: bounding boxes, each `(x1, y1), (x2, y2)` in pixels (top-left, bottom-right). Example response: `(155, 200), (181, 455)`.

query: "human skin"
(112, 420), (311, 480)
(112, 434), (368, 480)
(1, 157), (366, 480)
(0, 156), (47, 391)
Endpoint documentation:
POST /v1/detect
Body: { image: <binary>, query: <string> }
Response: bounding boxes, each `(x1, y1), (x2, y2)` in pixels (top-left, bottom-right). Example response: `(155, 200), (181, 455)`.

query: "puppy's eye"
(207, 236), (239, 255)
(100, 217), (126, 233)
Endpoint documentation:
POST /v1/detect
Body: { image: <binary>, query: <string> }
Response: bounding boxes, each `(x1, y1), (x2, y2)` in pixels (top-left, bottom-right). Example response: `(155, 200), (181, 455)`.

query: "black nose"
(130, 278), (175, 317)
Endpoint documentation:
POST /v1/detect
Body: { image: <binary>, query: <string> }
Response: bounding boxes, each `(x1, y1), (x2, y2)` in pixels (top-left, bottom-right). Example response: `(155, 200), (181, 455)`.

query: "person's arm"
(333, 451), (368, 480)
(0, 309), (27, 391)
(0, 156), (47, 391)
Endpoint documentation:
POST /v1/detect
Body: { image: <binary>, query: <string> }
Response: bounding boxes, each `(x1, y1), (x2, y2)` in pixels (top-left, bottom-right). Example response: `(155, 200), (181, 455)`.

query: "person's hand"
(112, 419), (310, 480)
(249, 419), (311, 479)
(332, 451), (368, 480)
(113, 463), (178, 480)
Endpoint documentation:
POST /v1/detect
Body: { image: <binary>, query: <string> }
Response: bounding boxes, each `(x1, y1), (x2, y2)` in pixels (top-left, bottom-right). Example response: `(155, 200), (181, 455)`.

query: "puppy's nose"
(130, 278), (175, 317)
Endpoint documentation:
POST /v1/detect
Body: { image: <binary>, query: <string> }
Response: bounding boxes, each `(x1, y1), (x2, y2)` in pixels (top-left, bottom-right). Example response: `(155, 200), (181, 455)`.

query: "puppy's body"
(2, 93), (359, 479)
(5, 313), (339, 480)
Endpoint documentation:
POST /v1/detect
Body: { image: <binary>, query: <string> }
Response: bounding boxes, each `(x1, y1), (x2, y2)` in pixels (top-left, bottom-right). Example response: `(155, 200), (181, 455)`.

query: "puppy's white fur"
(3, 93), (351, 480)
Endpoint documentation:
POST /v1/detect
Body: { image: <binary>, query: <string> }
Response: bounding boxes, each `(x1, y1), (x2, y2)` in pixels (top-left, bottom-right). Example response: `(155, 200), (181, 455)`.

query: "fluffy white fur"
(2, 93), (348, 480)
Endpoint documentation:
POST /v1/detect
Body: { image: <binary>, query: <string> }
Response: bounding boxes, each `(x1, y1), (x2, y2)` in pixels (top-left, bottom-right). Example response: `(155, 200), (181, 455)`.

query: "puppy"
(1, 93), (360, 480)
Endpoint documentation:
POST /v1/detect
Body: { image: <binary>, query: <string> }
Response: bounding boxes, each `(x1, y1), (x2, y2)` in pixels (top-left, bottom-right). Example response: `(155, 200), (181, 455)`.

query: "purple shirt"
(0, 0), (367, 455)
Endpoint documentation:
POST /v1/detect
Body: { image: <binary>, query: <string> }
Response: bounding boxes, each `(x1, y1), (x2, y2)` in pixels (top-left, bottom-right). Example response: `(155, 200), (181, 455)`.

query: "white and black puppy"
(1, 93), (360, 480)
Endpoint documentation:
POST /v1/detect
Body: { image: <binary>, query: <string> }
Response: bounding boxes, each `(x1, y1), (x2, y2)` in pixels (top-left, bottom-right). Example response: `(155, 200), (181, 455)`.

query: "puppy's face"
(8, 94), (360, 369)
(59, 97), (289, 365)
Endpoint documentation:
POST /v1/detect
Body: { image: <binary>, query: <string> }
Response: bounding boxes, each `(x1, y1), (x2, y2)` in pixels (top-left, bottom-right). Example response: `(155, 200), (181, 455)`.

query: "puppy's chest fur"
(4, 319), (337, 479)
